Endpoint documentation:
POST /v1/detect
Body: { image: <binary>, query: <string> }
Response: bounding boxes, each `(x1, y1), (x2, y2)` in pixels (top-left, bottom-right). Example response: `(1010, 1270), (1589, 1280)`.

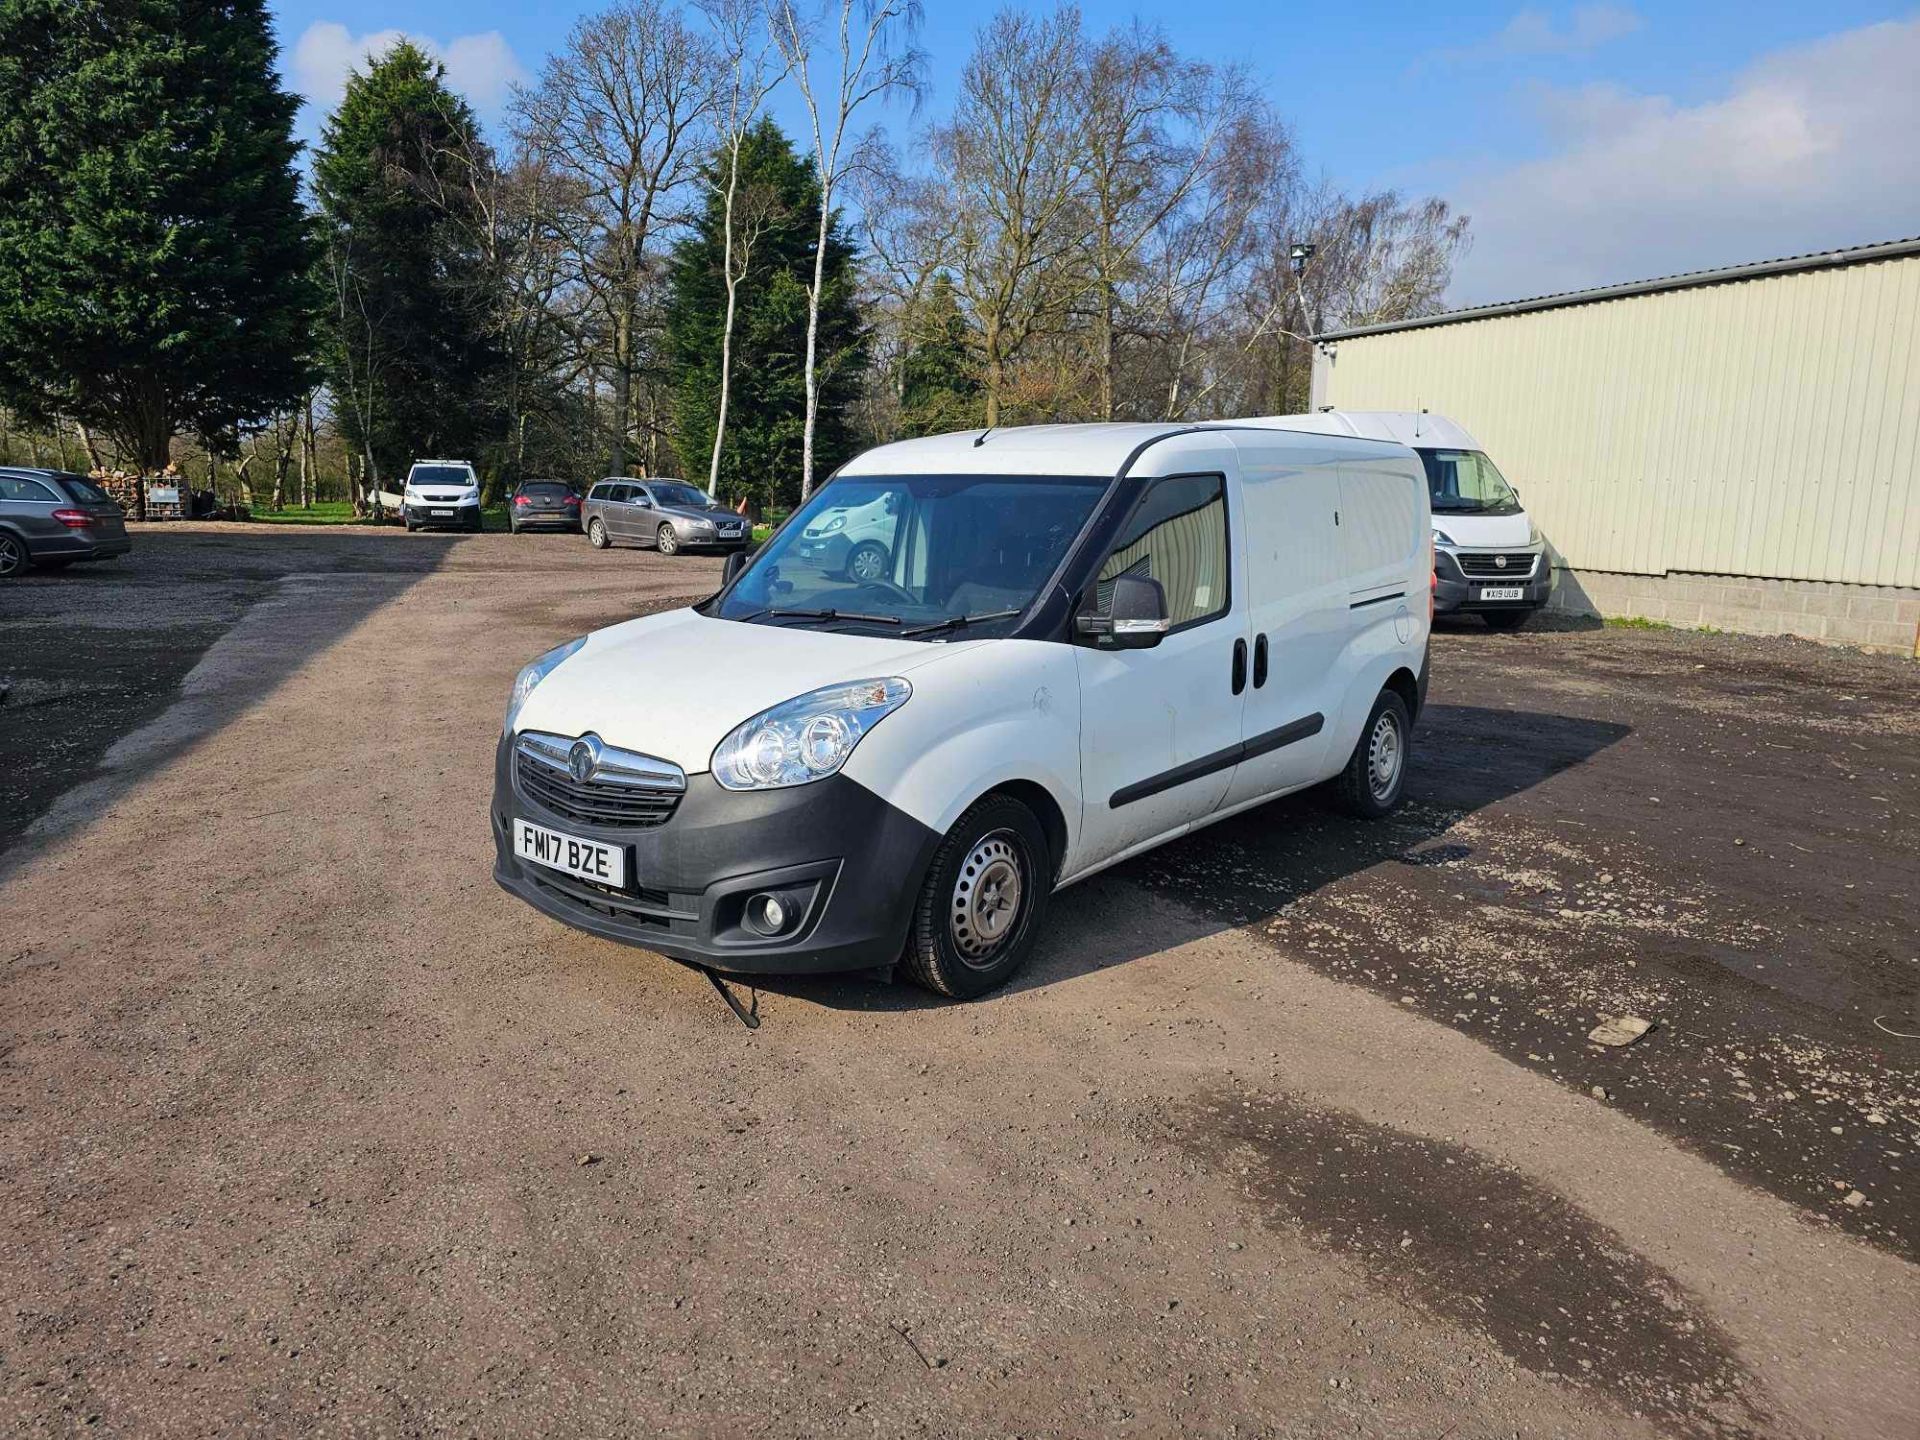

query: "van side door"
(1217, 442), (1346, 808)
(1069, 468), (1248, 874)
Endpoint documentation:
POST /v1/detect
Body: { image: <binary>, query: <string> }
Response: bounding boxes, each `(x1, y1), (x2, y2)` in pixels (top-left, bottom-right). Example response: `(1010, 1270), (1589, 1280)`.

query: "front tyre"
(656, 523), (680, 556)
(1334, 689), (1411, 818)
(902, 794), (1051, 999)
(845, 540), (889, 583)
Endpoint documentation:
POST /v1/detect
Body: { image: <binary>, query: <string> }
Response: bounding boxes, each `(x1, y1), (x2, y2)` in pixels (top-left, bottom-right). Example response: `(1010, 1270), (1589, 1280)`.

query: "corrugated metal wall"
(1314, 252), (1920, 587)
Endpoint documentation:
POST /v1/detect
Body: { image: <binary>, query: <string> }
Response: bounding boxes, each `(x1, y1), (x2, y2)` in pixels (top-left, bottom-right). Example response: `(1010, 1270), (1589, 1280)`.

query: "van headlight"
(505, 637), (586, 733)
(1528, 519), (1542, 546)
(712, 678), (911, 789)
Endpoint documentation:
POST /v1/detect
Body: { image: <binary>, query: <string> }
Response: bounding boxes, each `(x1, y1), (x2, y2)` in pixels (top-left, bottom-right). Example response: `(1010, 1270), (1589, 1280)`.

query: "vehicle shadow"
(756, 702), (1633, 1013)
(0, 525), (468, 881)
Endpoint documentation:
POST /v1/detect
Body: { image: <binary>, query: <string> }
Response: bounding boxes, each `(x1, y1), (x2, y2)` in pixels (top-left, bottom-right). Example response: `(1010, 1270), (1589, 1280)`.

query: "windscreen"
(715, 474), (1108, 637)
(410, 466), (473, 487)
(1417, 448), (1520, 515)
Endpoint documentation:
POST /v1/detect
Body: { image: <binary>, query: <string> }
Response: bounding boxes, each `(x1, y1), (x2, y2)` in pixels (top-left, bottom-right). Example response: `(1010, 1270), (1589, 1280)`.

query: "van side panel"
(1216, 438), (1349, 805)
(1322, 453), (1433, 768)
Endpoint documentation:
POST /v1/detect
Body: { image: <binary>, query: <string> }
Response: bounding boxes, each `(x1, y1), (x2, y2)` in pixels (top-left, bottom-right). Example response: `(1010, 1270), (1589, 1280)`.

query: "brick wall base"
(1549, 568), (1920, 656)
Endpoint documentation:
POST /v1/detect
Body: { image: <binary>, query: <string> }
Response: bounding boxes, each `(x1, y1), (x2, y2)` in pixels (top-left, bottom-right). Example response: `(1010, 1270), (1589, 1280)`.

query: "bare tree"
(516, 2), (719, 476)
(1079, 27), (1261, 419)
(770, 0), (923, 496)
(932, 7), (1088, 428)
(700, 0), (787, 492)
(326, 236), (387, 514)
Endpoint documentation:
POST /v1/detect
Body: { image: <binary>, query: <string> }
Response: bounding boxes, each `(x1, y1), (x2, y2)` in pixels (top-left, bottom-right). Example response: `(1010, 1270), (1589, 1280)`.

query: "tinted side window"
(0, 475), (59, 502)
(57, 474), (112, 504)
(1096, 474), (1229, 628)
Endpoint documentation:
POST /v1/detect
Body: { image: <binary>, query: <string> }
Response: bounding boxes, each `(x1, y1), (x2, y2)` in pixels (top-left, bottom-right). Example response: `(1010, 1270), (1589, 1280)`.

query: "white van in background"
(1259, 411), (1550, 630)
(492, 421), (1431, 998)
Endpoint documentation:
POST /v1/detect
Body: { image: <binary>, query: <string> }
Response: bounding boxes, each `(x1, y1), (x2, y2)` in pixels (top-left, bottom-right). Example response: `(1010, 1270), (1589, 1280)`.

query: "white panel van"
(493, 422), (1432, 998)
(1255, 411), (1550, 629)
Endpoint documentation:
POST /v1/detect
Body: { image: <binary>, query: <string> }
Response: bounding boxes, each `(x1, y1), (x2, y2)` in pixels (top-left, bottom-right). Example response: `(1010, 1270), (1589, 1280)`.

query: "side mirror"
(721, 550), (749, 586)
(1076, 573), (1171, 649)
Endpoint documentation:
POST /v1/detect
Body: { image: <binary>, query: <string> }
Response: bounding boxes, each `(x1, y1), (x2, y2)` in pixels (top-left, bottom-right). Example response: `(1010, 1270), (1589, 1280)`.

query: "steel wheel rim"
(1367, 712), (1402, 800)
(949, 829), (1025, 967)
(658, 525), (677, 554)
(850, 545), (885, 582)
(0, 536), (20, 576)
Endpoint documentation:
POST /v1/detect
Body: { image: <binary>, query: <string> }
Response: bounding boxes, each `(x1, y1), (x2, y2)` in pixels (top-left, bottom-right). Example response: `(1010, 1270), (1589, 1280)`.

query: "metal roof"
(1316, 235), (1920, 342)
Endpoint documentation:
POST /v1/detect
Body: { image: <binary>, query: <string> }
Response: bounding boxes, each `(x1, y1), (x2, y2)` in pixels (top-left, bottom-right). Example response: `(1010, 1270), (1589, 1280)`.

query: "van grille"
(1456, 551), (1538, 579)
(513, 731), (686, 830)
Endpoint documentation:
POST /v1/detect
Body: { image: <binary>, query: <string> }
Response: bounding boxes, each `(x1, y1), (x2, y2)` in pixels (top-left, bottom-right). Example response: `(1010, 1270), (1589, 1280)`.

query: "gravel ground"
(1, 527), (1915, 1438)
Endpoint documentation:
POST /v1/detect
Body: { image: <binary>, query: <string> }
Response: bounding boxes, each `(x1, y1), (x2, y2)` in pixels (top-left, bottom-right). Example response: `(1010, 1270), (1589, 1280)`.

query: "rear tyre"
(588, 518), (610, 549)
(1334, 689), (1411, 819)
(902, 793), (1051, 1000)
(1483, 609), (1530, 631)
(656, 523), (680, 556)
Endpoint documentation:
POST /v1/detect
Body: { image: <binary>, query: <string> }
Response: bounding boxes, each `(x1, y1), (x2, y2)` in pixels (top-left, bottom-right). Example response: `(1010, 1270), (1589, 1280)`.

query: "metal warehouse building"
(1309, 237), (1920, 654)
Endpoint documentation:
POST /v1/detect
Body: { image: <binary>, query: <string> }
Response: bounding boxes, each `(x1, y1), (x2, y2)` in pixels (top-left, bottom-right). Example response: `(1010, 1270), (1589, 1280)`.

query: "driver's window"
(633, 487), (653, 507)
(1093, 474), (1228, 630)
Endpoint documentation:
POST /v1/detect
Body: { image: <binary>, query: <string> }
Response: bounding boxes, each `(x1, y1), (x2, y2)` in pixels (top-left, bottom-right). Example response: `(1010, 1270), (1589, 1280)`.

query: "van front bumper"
(490, 732), (940, 976)
(406, 502), (481, 529)
(1434, 549), (1554, 614)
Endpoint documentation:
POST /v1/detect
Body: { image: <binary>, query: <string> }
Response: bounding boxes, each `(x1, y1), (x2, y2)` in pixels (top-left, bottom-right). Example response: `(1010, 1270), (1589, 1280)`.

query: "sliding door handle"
(1231, 637), (1248, 695)
(1253, 633), (1269, 689)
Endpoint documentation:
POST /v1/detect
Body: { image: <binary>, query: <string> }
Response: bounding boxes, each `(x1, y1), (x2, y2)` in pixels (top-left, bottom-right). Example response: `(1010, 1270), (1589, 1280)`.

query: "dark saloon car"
(509, 480), (584, 534)
(0, 468), (132, 578)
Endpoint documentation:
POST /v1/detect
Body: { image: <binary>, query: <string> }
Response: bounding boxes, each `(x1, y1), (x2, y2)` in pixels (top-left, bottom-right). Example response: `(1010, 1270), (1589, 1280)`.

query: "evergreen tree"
(664, 120), (866, 511)
(313, 43), (501, 487)
(899, 274), (982, 437)
(0, 0), (320, 470)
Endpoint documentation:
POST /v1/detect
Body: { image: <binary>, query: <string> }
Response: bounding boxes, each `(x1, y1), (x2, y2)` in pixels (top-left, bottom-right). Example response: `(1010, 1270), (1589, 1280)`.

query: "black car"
(0, 468), (132, 578)
(509, 479), (584, 534)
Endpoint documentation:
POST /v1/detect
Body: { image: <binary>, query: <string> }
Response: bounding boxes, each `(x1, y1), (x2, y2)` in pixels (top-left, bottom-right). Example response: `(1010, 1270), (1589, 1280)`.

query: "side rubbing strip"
(1240, 711), (1324, 760)
(1350, 590), (1405, 610)
(1109, 712), (1325, 809)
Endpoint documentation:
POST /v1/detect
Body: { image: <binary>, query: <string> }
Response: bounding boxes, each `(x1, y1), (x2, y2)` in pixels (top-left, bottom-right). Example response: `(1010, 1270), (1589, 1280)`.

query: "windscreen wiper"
(768, 607), (904, 627)
(901, 608), (1024, 639)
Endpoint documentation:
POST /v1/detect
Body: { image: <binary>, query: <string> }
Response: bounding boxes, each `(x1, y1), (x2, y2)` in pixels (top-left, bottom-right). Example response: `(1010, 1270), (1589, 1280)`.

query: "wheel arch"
(981, 778), (1069, 883)
(1383, 664), (1422, 723)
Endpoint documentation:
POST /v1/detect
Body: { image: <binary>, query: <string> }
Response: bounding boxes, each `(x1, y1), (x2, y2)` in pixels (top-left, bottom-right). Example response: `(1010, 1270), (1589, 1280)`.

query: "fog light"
(746, 891), (792, 937)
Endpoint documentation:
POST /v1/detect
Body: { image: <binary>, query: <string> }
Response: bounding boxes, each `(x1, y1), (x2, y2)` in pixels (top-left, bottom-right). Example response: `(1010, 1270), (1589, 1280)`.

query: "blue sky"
(268, 2), (1920, 303)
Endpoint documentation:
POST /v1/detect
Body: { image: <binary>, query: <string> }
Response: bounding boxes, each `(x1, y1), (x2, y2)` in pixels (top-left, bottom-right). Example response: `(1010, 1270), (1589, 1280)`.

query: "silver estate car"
(582, 479), (750, 556)
(0, 468), (131, 578)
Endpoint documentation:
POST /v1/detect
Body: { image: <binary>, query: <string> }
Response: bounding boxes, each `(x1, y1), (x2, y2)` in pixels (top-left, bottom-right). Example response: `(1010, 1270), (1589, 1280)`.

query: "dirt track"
(2, 526), (1916, 1438)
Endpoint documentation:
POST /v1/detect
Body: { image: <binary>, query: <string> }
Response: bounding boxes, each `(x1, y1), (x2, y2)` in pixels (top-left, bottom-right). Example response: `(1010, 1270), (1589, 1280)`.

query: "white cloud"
(1446, 17), (1920, 303)
(1435, 5), (1644, 65)
(289, 21), (528, 119)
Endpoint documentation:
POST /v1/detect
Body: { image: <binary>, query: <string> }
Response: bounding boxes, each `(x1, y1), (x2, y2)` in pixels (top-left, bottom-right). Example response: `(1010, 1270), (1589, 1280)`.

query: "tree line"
(0, 0), (1470, 515)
